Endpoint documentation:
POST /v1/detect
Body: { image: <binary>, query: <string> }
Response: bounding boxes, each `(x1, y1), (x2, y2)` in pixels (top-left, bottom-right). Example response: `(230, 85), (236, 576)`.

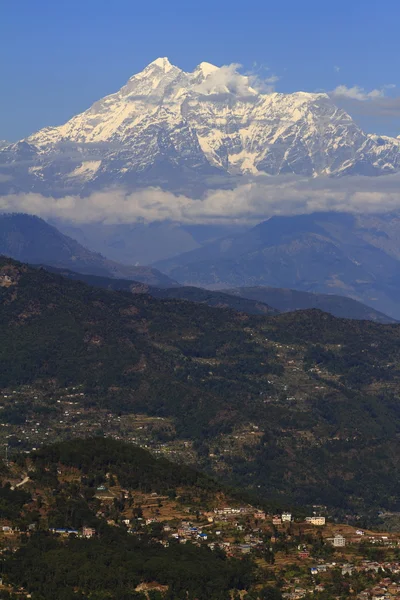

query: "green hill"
(31, 437), (219, 494)
(1, 437), (257, 600)
(40, 265), (278, 316)
(2, 257), (400, 512)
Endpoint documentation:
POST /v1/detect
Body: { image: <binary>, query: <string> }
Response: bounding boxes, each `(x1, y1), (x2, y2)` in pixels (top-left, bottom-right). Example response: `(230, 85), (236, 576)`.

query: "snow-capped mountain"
(1, 57), (400, 196)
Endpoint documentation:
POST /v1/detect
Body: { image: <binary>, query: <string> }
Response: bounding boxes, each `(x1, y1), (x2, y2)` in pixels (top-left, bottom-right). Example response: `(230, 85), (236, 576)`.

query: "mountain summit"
(1, 58), (400, 195)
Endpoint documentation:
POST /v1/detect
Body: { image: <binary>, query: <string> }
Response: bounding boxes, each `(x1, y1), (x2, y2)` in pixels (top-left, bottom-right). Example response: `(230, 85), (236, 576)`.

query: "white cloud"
(252, 73), (280, 94)
(194, 63), (256, 96)
(194, 63), (280, 97)
(329, 83), (400, 119)
(2, 175), (400, 226)
(330, 84), (385, 101)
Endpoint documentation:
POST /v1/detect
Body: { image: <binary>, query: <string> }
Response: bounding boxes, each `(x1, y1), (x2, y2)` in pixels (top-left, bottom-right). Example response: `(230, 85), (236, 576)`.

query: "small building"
(272, 515), (282, 525)
(342, 564), (353, 575)
(82, 526), (96, 538)
(2, 526), (13, 534)
(254, 511), (266, 520)
(51, 528), (79, 537)
(282, 512), (292, 522)
(333, 534), (346, 547)
(305, 516), (326, 526)
(298, 550), (310, 559)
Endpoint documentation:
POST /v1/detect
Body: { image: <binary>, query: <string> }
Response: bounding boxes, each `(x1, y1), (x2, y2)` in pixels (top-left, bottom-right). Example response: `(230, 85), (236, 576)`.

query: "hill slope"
(41, 265), (394, 323)
(2, 258), (400, 511)
(40, 266), (278, 316)
(224, 286), (396, 323)
(156, 212), (400, 319)
(1, 437), (258, 600)
(0, 213), (177, 286)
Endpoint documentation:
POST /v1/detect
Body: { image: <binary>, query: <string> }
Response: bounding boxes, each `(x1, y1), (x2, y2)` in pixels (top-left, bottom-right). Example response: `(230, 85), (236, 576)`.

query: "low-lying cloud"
(2, 174), (400, 225)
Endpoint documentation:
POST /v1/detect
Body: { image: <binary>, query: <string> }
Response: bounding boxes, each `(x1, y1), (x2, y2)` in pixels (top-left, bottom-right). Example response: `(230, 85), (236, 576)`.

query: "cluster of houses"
(0, 524), (97, 539)
(309, 561), (400, 578)
(272, 513), (326, 526)
(48, 526), (96, 538)
(173, 522), (208, 542)
(283, 573), (400, 600)
(272, 512), (292, 525)
(213, 506), (265, 518)
(357, 579), (400, 600)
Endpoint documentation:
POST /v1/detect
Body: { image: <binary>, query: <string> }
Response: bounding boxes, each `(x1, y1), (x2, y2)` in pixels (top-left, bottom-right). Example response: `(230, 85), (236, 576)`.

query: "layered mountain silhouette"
(41, 264), (394, 323)
(156, 212), (400, 319)
(0, 213), (177, 286)
(0, 211), (398, 320)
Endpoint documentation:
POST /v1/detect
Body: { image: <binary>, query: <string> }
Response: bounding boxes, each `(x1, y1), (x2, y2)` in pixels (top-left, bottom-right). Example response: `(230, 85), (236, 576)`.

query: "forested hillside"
(1, 258), (400, 512)
(0, 438), (258, 600)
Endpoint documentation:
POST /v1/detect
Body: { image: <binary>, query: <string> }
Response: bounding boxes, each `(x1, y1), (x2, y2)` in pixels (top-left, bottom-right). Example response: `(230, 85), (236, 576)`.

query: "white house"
(305, 516), (326, 526)
(333, 534), (346, 547)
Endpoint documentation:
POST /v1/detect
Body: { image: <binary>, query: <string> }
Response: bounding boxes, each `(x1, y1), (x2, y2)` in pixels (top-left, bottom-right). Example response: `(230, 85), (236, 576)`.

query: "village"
(1, 386), (400, 598)
(2, 478), (400, 600)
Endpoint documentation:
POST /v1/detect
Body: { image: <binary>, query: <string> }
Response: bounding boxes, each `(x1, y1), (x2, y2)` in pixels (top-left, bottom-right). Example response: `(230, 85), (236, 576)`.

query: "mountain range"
(2, 57), (400, 195)
(42, 264), (396, 324)
(0, 213), (177, 286)
(156, 211), (400, 320)
(0, 212), (395, 323)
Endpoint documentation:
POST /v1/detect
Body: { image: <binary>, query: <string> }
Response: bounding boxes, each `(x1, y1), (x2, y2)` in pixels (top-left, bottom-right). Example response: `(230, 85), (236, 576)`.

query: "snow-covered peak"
(194, 62), (219, 77)
(9, 57), (399, 191)
(124, 57), (181, 88)
(145, 57), (174, 72)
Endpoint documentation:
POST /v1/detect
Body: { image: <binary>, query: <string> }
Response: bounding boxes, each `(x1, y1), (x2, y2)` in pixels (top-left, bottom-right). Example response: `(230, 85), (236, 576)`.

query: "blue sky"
(1, 0), (400, 140)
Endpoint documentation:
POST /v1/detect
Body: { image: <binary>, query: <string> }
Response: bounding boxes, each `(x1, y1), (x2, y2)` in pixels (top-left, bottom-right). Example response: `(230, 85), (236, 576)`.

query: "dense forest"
(31, 438), (220, 495)
(42, 265), (279, 316)
(4, 528), (256, 600)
